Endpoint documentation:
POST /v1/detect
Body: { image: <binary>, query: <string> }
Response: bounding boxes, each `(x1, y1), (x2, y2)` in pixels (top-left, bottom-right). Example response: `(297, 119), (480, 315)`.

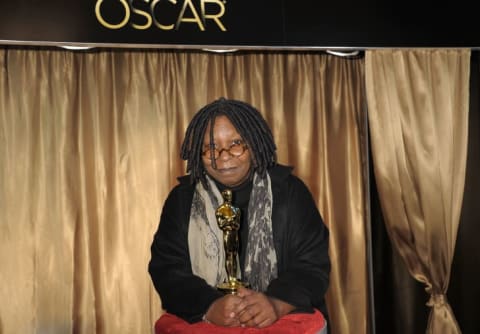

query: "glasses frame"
(202, 139), (248, 161)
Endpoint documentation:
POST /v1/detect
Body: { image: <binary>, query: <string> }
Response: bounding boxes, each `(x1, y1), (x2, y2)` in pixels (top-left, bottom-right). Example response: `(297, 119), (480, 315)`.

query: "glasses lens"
(229, 143), (245, 156)
(202, 148), (218, 160)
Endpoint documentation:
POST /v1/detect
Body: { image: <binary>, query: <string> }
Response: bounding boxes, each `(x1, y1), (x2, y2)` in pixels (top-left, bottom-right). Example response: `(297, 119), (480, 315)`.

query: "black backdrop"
(0, 0), (479, 48)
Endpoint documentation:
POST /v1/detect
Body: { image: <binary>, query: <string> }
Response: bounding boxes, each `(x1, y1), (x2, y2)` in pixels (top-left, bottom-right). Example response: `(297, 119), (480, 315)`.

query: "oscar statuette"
(215, 189), (249, 294)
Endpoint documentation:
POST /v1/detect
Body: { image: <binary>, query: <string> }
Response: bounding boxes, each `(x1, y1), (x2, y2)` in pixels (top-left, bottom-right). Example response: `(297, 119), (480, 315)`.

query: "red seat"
(155, 309), (326, 334)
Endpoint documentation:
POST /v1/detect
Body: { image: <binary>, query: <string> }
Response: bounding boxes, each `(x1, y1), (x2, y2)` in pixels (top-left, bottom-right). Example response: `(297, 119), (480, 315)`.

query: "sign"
(0, 0), (478, 49)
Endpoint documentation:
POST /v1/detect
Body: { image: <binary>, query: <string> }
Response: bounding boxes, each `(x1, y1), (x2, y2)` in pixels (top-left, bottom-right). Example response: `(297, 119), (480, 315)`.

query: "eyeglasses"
(202, 139), (248, 160)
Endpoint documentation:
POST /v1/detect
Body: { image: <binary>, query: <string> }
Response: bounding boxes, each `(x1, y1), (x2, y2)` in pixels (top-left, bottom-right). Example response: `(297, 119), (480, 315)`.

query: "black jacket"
(148, 164), (330, 323)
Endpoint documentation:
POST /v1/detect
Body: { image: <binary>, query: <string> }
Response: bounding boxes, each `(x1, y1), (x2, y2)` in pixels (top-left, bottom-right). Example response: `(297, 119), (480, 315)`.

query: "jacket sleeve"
(148, 185), (223, 323)
(266, 176), (331, 316)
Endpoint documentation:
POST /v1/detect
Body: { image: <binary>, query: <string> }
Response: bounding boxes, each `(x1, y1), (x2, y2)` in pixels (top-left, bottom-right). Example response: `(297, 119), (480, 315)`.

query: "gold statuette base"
(217, 280), (250, 295)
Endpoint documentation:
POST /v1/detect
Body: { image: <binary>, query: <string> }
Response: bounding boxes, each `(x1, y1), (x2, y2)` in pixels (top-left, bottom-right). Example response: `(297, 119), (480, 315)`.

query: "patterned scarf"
(188, 173), (277, 292)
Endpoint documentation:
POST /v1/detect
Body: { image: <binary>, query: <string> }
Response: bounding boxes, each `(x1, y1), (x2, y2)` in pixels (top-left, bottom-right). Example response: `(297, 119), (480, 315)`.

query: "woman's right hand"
(204, 294), (243, 327)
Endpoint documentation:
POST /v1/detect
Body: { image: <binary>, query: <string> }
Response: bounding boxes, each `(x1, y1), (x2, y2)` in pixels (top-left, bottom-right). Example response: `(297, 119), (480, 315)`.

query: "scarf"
(188, 173), (277, 292)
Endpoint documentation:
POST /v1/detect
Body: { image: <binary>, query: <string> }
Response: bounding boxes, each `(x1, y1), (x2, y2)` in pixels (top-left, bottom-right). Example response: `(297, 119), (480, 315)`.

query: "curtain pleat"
(366, 49), (470, 334)
(0, 48), (367, 334)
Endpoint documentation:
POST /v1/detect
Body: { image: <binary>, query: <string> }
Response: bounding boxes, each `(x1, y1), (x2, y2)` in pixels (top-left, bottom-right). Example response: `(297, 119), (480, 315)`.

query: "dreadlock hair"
(180, 97), (277, 187)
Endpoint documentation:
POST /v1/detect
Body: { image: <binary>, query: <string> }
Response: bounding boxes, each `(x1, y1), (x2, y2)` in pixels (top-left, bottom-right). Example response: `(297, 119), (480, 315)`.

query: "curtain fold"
(0, 48), (367, 334)
(366, 49), (470, 334)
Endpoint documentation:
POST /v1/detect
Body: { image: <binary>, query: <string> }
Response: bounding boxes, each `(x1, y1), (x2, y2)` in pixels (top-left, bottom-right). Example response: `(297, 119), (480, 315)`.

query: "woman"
(148, 98), (330, 331)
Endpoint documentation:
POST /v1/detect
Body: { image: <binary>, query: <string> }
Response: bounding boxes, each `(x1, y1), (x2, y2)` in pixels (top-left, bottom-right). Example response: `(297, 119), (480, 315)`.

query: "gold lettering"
(201, 0), (226, 31)
(95, 0), (228, 31)
(130, 0), (152, 30)
(95, 0), (130, 29)
(177, 0), (205, 31)
(151, 0), (175, 30)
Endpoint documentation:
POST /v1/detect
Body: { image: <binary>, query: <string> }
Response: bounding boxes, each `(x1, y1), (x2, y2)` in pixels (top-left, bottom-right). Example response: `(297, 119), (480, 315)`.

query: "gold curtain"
(0, 48), (367, 334)
(365, 49), (470, 334)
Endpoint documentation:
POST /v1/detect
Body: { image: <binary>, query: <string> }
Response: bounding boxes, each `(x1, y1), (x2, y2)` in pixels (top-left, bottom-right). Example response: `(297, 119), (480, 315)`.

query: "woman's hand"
(204, 294), (243, 327)
(205, 287), (296, 328)
(234, 287), (294, 328)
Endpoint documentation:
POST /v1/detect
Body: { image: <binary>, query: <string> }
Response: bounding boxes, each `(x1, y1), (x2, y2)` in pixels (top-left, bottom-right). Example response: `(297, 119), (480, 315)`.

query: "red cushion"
(155, 309), (325, 334)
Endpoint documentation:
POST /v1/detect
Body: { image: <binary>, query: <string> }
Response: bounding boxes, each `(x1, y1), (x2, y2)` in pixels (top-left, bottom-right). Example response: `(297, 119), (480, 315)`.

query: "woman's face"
(202, 115), (252, 187)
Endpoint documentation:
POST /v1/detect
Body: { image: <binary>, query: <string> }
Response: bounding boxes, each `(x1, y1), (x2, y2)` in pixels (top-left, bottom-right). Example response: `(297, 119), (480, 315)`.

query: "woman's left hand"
(234, 287), (278, 328)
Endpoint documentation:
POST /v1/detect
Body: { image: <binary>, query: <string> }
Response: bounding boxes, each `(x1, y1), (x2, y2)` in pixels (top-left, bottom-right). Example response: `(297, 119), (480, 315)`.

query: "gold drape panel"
(0, 48), (367, 334)
(366, 49), (470, 334)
